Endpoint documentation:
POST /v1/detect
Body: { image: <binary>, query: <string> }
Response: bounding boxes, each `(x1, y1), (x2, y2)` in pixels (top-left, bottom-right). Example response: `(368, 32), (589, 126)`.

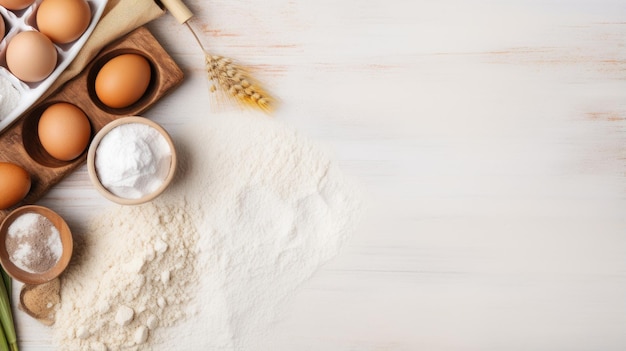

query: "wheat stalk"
(186, 22), (274, 113)
(205, 55), (272, 112)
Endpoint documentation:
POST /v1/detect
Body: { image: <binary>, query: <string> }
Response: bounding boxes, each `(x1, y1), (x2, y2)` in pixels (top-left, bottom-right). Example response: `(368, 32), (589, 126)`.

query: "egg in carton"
(0, 0), (107, 130)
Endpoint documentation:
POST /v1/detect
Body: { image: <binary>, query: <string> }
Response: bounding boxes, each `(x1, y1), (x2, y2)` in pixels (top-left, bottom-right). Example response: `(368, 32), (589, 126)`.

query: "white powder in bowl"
(95, 123), (172, 199)
(53, 113), (363, 350)
(6, 213), (62, 273)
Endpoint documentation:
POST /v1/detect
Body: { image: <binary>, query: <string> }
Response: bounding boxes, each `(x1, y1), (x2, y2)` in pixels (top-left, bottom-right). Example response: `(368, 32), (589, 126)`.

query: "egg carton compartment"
(0, 0), (107, 131)
(0, 26), (184, 221)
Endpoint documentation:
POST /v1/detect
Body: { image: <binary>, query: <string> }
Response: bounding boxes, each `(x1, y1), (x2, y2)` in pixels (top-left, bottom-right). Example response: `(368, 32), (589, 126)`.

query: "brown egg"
(6, 31), (57, 83)
(0, 162), (31, 210)
(0, 0), (35, 10)
(38, 103), (91, 161)
(95, 54), (152, 109)
(0, 16), (5, 40)
(36, 0), (91, 44)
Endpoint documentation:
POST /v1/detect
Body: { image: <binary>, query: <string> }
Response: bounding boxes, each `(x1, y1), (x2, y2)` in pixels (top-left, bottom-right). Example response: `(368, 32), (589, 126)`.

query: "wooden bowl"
(0, 27), (184, 224)
(0, 206), (73, 285)
(87, 116), (177, 205)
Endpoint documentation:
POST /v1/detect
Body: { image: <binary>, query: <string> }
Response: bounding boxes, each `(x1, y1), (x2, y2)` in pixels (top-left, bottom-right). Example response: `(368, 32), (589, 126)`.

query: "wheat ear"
(186, 22), (274, 113)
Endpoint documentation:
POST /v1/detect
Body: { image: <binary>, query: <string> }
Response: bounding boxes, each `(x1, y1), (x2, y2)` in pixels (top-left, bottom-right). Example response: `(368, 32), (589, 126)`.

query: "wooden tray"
(0, 27), (184, 221)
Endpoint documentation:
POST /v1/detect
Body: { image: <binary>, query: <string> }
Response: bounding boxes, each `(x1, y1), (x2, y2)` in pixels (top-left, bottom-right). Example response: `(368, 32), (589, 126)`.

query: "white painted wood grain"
(15, 0), (626, 350)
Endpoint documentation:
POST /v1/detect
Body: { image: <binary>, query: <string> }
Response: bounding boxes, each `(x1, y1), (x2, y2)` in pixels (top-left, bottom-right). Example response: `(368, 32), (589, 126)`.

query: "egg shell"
(0, 15), (5, 40)
(36, 0), (91, 44)
(0, 162), (31, 210)
(6, 31), (58, 83)
(95, 54), (152, 109)
(38, 103), (91, 161)
(0, 0), (35, 10)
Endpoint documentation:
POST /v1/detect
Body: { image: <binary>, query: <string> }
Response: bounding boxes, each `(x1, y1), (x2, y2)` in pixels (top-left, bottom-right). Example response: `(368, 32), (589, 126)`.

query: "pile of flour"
(53, 113), (363, 350)
(53, 203), (199, 350)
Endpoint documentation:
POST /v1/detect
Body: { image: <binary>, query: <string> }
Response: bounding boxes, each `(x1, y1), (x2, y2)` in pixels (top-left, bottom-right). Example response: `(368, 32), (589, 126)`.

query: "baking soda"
(95, 123), (171, 199)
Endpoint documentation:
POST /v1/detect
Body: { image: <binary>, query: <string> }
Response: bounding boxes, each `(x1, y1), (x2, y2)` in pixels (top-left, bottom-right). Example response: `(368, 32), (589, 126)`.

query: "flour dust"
(53, 113), (363, 350)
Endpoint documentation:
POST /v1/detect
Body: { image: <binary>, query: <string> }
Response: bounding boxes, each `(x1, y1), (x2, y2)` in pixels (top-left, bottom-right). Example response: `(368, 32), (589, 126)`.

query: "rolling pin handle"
(160, 0), (194, 24)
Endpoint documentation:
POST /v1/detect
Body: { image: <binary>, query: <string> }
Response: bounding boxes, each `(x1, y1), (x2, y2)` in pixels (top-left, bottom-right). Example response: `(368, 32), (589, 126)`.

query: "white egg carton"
(0, 0), (107, 133)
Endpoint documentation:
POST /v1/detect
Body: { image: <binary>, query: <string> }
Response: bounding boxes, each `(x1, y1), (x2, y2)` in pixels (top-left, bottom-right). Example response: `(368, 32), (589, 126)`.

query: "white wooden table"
(17, 0), (626, 349)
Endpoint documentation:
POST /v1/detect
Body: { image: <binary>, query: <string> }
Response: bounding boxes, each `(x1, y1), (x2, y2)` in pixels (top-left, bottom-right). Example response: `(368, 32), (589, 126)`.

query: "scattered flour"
(0, 76), (19, 119)
(52, 113), (363, 350)
(161, 114), (363, 350)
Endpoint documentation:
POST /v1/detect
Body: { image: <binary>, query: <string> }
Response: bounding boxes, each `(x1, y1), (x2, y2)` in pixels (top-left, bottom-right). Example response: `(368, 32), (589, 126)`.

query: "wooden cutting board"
(0, 26), (184, 221)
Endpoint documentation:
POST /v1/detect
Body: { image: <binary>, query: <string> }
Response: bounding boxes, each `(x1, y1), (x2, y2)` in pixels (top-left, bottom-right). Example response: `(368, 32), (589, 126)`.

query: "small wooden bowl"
(0, 206), (73, 285)
(87, 116), (177, 205)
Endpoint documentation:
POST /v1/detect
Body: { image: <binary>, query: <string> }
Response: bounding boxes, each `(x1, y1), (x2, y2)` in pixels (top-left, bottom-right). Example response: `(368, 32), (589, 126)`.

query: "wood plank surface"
(14, 0), (626, 350)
